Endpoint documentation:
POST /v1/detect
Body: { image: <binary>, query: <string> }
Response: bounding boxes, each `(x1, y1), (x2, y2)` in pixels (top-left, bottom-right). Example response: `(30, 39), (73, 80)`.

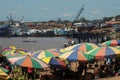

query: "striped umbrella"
(0, 67), (9, 80)
(1, 48), (15, 55)
(59, 50), (93, 62)
(0, 67), (9, 74)
(87, 47), (120, 59)
(6, 53), (24, 59)
(102, 40), (120, 46)
(77, 43), (98, 52)
(61, 43), (98, 53)
(116, 46), (120, 50)
(32, 49), (62, 59)
(8, 55), (49, 68)
(42, 57), (66, 67)
(2, 47), (28, 56)
(60, 44), (81, 52)
(47, 48), (62, 52)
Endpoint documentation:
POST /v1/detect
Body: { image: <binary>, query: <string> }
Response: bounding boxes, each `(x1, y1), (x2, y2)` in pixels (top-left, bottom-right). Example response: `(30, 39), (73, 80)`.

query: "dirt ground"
(98, 76), (120, 80)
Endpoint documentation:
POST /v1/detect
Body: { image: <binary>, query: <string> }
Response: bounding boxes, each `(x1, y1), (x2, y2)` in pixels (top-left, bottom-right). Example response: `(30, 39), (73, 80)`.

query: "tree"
(116, 15), (120, 20)
(103, 16), (114, 22)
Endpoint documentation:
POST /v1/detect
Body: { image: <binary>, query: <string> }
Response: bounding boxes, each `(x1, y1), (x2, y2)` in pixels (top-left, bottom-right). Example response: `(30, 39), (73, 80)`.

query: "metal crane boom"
(7, 14), (14, 25)
(74, 4), (85, 22)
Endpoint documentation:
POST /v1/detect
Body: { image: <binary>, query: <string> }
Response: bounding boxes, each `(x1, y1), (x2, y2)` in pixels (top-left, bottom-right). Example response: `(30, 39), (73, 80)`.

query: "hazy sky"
(0, 0), (120, 21)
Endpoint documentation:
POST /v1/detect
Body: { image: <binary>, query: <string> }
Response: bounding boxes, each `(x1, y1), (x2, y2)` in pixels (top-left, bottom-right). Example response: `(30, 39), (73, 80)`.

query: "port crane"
(73, 4), (85, 22)
(7, 14), (14, 25)
(7, 14), (24, 25)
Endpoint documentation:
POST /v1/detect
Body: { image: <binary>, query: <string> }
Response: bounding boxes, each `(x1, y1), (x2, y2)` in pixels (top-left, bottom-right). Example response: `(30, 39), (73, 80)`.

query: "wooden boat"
(22, 40), (37, 43)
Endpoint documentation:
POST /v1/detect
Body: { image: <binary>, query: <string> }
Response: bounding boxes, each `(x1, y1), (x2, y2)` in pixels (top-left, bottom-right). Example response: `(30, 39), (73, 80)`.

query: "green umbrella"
(0, 67), (9, 74)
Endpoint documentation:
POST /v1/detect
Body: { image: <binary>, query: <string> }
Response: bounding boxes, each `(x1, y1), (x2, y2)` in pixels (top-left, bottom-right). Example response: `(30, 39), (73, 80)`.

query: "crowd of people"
(92, 57), (120, 79)
(63, 38), (77, 47)
(47, 57), (120, 80)
(63, 31), (112, 48)
(72, 32), (111, 43)
(1, 36), (120, 80)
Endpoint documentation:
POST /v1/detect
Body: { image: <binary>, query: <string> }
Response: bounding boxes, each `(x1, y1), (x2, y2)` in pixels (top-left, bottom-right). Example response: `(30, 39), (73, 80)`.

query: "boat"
(22, 40), (37, 43)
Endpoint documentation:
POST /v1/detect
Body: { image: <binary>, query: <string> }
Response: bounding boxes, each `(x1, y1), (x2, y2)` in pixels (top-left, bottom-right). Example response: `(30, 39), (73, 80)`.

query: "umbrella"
(42, 57), (66, 67)
(116, 46), (120, 50)
(47, 48), (62, 52)
(0, 67), (9, 74)
(6, 53), (24, 59)
(1, 45), (16, 53)
(0, 67), (9, 80)
(60, 44), (81, 52)
(87, 47), (120, 59)
(61, 43), (98, 53)
(1, 48), (15, 55)
(102, 40), (120, 46)
(77, 43), (98, 52)
(59, 50), (93, 62)
(9, 45), (16, 49)
(8, 55), (49, 68)
(1, 47), (28, 56)
(32, 49), (62, 59)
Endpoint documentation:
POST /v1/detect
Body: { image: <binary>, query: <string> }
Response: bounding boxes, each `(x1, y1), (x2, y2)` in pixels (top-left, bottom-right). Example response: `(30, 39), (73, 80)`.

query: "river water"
(0, 37), (68, 51)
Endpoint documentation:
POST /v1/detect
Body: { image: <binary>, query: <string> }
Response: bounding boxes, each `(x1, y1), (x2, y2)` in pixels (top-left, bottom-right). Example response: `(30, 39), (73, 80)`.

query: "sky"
(0, 0), (120, 22)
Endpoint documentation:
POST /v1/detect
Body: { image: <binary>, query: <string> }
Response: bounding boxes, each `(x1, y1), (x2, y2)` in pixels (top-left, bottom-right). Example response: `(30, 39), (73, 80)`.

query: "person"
(94, 64), (100, 79)
(77, 62), (84, 76)
(5, 65), (10, 73)
(83, 63), (87, 75)
(105, 65), (114, 77)
(114, 57), (120, 76)
(63, 43), (69, 48)
(105, 58), (112, 65)
(22, 67), (27, 76)
(71, 40), (75, 45)
(27, 67), (34, 80)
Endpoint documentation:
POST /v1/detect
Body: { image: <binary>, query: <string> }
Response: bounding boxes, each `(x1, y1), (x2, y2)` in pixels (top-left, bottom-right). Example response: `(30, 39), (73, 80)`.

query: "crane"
(7, 14), (14, 25)
(73, 4), (85, 22)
